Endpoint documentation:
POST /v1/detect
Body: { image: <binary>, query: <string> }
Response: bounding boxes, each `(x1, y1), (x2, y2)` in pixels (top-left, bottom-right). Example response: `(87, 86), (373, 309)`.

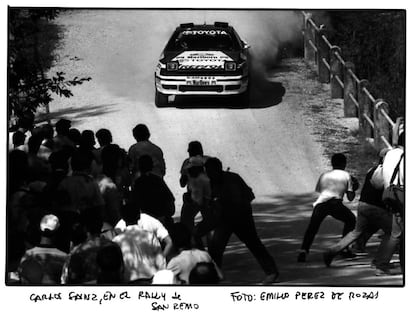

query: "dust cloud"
(157, 10), (304, 77)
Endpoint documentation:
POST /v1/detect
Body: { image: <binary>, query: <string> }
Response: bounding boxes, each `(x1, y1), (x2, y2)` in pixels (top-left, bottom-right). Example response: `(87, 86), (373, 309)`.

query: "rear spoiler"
(214, 22), (229, 27)
(180, 23), (194, 28)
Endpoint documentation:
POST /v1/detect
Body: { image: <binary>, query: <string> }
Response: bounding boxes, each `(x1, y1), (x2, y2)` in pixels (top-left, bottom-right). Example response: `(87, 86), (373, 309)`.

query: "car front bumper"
(155, 74), (249, 95)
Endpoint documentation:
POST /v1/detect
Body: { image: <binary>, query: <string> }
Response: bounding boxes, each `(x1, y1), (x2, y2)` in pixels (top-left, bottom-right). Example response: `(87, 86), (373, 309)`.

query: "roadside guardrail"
(302, 11), (403, 150)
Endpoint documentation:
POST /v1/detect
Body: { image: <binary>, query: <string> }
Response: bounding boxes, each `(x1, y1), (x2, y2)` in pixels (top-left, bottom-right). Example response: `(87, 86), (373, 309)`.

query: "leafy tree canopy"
(8, 8), (91, 126)
(321, 10), (405, 118)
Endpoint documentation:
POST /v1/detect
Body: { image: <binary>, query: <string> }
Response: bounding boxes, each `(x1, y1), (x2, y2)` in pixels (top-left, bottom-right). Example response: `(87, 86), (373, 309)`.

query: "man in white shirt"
(112, 205), (167, 283)
(114, 205), (173, 260)
(298, 153), (358, 262)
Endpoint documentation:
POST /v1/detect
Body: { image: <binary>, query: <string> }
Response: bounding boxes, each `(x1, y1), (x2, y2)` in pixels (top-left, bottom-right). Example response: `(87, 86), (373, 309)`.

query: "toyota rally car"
(154, 22), (250, 107)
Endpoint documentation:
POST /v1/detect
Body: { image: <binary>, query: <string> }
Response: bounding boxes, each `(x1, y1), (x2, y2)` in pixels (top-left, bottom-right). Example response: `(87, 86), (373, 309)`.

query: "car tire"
(238, 85), (250, 108)
(155, 90), (169, 107)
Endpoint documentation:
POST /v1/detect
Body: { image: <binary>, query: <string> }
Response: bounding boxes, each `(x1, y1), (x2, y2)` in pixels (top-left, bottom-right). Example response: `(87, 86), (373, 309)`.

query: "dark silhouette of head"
(68, 128), (82, 146)
(70, 220), (87, 247)
(188, 141), (203, 157)
(205, 157), (223, 182)
(170, 222), (192, 250)
(138, 154), (153, 174)
(28, 135), (42, 155)
(12, 131), (26, 148)
(80, 130), (96, 150)
(331, 153), (347, 170)
(132, 124), (150, 142)
(189, 262), (220, 285)
(18, 114), (34, 131)
(97, 243), (124, 284)
(55, 119), (71, 136)
(19, 258), (43, 284)
(121, 203), (140, 226)
(96, 129), (113, 147)
(101, 144), (124, 180)
(70, 149), (95, 173)
(41, 124), (54, 139)
(80, 207), (103, 236)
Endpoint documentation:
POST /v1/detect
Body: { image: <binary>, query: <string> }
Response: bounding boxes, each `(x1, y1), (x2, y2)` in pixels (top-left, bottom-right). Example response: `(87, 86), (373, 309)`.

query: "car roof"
(175, 22), (234, 32)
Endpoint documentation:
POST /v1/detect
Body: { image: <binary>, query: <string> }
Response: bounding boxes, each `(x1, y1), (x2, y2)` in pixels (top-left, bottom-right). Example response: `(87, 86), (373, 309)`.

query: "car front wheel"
(238, 85), (250, 107)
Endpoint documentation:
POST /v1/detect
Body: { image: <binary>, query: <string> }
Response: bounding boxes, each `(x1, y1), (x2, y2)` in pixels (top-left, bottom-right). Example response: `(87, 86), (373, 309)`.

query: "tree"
(323, 10), (405, 118)
(8, 8), (91, 125)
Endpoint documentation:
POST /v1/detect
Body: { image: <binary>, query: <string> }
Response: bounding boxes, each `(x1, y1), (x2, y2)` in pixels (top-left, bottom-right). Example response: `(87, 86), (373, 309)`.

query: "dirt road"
(48, 10), (402, 285)
(49, 9), (324, 207)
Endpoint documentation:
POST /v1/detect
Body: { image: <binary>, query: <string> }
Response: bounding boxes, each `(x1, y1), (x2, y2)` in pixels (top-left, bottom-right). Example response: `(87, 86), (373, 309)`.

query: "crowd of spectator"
(8, 115), (278, 285)
(7, 113), (404, 285)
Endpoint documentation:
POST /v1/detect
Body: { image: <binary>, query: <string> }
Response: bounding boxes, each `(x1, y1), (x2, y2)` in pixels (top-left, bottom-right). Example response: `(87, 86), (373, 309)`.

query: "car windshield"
(170, 30), (237, 51)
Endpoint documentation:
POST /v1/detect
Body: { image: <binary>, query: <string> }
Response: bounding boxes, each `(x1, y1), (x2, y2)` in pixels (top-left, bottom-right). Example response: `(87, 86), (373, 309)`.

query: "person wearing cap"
(323, 149), (393, 267)
(128, 124), (166, 181)
(17, 214), (68, 284)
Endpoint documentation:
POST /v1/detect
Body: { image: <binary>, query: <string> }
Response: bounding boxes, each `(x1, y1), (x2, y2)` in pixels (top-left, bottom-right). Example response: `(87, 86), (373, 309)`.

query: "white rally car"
(154, 22), (250, 106)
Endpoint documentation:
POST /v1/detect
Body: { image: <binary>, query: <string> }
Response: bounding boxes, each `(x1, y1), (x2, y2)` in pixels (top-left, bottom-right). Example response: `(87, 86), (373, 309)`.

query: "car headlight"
(224, 61), (237, 71)
(167, 62), (179, 71)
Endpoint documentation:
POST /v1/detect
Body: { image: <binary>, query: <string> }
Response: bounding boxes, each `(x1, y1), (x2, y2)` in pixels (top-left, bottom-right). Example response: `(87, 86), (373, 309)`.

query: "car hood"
(167, 50), (239, 69)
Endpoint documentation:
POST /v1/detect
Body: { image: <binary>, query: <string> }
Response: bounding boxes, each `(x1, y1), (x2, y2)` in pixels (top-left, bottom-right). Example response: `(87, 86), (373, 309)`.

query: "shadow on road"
(220, 192), (403, 286)
(36, 103), (118, 125)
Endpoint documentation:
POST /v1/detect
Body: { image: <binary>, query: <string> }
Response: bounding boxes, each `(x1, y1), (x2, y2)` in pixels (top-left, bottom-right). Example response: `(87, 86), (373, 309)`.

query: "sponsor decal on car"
(181, 30), (228, 36)
(172, 51), (232, 70)
(179, 65), (224, 70)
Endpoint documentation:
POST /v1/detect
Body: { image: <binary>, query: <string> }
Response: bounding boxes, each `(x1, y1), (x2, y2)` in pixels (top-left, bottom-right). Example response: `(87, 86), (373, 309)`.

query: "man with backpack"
(375, 132), (404, 276)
